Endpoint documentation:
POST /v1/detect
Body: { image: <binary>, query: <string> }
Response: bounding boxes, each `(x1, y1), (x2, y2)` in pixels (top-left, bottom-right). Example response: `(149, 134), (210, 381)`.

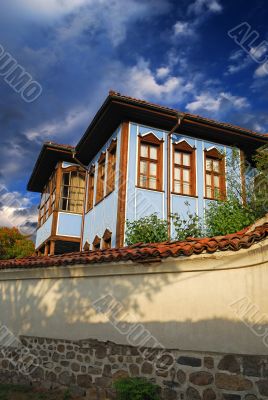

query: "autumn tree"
(0, 227), (35, 260)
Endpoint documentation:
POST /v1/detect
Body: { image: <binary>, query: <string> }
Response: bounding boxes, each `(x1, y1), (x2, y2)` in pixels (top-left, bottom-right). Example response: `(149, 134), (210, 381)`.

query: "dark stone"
(177, 356), (202, 367)
(189, 371), (213, 386)
(141, 361), (153, 374)
(103, 364), (112, 377)
(243, 356), (262, 377)
(256, 379), (268, 396)
(202, 388), (216, 400)
(88, 366), (102, 375)
(186, 387), (201, 400)
(66, 351), (75, 359)
(71, 362), (80, 372)
(59, 371), (74, 386)
(215, 373), (252, 391)
(95, 376), (112, 388)
(95, 346), (107, 359)
(57, 344), (65, 353)
(129, 364), (139, 376)
(222, 395), (241, 400)
(112, 370), (129, 381)
(77, 374), (92, 388)
(69, 385), (86, 397)
(244, 396), (257, 400)
(177, 369), (186, 384)
(204, 357), (214, 369)
(162, 388), (177, 400)
(218, 355), (240, 373)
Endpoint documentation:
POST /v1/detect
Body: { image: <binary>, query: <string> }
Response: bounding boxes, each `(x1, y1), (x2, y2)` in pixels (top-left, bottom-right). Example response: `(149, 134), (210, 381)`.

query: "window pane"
(206, 159), (212, 171)
(183, 183), (190, 195)
(140, 161), (147, 174)
(62, 186), (69, 198)
(206, 187), (212, 198)
(140, 175), (147, 187)
(63, 173), (70, 185)
(174, 151), (181, 165)
(174, 167), (180, 180)
(214, 187), (220, 198)
(174, 182), (180, 193)
(182, 153), (190, 166)
(150, 145), (158, 160)
(141, 144), (148, 157)
(214, 175), (220, 187)
(149, 177), (157, 189)
(213, 160), (220, 172)
(206, 174), (211, 185)
(183, 169), (190, 182)
(150, 162), (157, 176)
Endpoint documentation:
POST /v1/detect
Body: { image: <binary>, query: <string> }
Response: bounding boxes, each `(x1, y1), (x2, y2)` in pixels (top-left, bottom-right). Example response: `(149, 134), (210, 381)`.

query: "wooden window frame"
(172, 141), (196, 197)
(38, 170), (57, 227)
(87, 165), (95, 212)
(96, 152), (106, 204)
(83, 241), (90, 251)
(204, 148), (226, 200)
(93, 235), (101, 250)
(59, 167), (86, 214)
(102, 229), (112, 249)
(137, 133), (163, 192)
(106, 139), (117, 195)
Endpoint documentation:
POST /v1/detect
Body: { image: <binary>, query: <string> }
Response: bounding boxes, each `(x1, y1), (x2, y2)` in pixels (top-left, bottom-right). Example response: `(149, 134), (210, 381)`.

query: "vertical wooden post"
(50, 240), (55, 256)
(44, 243), (49, 256)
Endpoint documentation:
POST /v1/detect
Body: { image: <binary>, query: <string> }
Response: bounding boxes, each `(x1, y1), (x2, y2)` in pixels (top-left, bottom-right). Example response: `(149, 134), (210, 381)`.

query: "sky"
(0, 0), (268, 235)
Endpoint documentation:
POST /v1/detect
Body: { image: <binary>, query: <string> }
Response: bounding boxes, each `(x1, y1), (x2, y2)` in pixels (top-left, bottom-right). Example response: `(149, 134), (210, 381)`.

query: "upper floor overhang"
(76, 91), (268, 165)
(27, 142), (75, 193)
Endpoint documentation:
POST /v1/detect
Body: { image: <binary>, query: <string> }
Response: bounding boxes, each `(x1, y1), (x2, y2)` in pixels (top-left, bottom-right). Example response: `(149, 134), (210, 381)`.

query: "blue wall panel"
(57, 213), (82, 237)
(35, 214), (53, 248)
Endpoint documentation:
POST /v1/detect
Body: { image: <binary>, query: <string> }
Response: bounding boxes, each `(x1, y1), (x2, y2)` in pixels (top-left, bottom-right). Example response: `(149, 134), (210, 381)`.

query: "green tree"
(125, 214), (168, 245)
(114, 377), (160, 400)
(171, 202), (203, 240)
(0, 227), (35, 260)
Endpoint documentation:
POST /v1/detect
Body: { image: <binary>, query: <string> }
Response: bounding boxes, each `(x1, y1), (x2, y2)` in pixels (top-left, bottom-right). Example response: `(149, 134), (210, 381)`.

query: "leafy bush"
(114, 377), (160, 400)
(205, 197), (256, 236)
(0, 227), (35, 260)
(171, 202), (203, 240)
(125, 214), (168, 245)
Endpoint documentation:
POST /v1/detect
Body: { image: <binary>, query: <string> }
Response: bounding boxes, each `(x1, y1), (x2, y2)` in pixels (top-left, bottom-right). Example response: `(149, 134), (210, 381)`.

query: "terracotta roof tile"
(0, 222), (267, 270)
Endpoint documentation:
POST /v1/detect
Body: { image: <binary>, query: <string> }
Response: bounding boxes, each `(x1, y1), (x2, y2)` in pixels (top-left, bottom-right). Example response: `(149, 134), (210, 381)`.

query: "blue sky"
(0, 0), (268, 232)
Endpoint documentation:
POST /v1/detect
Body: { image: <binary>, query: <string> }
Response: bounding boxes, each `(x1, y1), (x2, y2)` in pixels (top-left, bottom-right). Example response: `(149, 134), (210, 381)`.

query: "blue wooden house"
(27, 91), (268, 255)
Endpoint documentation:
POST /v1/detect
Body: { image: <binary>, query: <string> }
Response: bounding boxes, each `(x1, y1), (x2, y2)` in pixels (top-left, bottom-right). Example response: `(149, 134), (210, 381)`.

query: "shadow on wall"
(0, 266), (268, 355)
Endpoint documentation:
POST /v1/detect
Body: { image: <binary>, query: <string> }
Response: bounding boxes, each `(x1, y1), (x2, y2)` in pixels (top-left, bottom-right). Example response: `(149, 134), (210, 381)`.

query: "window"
(107, 140), (117, 194)
(87, 166), (95, 212)
(173, 141), (196, 196)
(60, 169), (86, 213)
(205, 148), (226, 200)
(38, 171), (57, 227)
(138, 134), (163, 191)
(96, 153), (106, 203)
(102, 229), (112, 249)
(83, 241), (90, 251)
(93, 235), (101, 250)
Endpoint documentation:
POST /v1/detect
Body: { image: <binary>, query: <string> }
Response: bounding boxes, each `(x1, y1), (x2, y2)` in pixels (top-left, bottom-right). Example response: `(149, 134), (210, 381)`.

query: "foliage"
(250, 144), (268, 218)
(114, 377), (160, 400)
(0, 227), (35, 260)
(171, 202), (203, 240)
(125, 214), (168, 245)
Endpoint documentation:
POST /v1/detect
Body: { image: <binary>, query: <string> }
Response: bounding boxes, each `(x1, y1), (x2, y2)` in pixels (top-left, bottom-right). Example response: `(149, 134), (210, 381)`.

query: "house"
(27, 91), (268, 255)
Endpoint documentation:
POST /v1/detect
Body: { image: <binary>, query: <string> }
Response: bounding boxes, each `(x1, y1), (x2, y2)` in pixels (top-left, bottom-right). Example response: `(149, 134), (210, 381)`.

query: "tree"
(125, 214), (168, 245)
(0, 227), (35, 260)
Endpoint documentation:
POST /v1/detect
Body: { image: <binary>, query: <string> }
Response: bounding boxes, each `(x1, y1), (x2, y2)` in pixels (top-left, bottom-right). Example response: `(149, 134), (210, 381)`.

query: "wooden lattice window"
(107, 140), (117, 194)
(205, 148), (226, 200)
(96, 153), (106, 203)
(173, 141), (196, 196)
(87, 165), (95, 212)
(102, 229), (112, 249)
(138, 133), (163, 191)
(60, 168), (86, 213)
(38, 170), (57, 227)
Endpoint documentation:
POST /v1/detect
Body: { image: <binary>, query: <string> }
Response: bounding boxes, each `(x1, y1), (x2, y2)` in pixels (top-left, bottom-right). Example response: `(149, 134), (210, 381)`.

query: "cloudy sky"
(0, 0), (268, 234)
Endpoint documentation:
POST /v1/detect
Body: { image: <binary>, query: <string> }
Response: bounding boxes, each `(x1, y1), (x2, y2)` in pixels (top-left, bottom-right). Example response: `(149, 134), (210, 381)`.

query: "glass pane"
(206, 159), (212, 171)
(174, 167), (180, 180)
(149, 177), (157, 189)
(61, 198), (68, 210)
(150, 162), (157, 176)
(206, 186), (212, 198)
(174, 182), (180, 193)
(206, 174), (211, 185)
(183, 183), (190, 195)
(183, 169), (190, 182)
(174, 151), (181, 165)
(150, 145), (158, 160)
(141, 144), (148, 157)
(62, 186), (69, 198)
(213, 160), (220, 172)
(182, 153), (190, 166)
(63, 173), (70, 185)
(140, 175), (147, 187)
(214, 175), (220, 187)
(140, 161), (147, 174)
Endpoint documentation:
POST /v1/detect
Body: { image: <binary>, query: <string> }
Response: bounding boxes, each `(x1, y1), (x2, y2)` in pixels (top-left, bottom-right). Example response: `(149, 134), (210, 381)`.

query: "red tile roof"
(0, 222), (267, 270)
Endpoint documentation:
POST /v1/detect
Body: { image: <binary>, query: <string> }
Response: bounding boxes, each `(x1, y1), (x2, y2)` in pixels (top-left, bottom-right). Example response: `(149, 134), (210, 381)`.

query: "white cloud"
(173, 21), (194, 37)
(156, 67), (170, 79)
(188, 0), (222, 15)
(254, 63), (268, 78)
(186, 91), (249, 114)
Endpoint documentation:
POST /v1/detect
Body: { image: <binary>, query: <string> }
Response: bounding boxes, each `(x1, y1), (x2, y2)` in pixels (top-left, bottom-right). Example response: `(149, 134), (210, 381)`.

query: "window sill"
(171, 192), (198, 198)
(204, 196), (226, 201)
(136, 185), (164, 193)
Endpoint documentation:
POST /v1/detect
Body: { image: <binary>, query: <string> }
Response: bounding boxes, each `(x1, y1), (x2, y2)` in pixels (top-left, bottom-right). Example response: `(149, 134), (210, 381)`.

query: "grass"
(0, 385), (79, 400)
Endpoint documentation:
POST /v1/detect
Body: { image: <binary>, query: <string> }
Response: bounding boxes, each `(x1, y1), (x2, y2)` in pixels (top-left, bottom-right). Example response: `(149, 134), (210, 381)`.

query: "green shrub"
(114, 377), (160, 400)
(125, 214), (168, 245)
(171, 202), (203, 240)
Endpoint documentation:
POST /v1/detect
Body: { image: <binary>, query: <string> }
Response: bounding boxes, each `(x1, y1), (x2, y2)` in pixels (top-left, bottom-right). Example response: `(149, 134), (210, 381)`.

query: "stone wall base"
(0, 336), (267, 399)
